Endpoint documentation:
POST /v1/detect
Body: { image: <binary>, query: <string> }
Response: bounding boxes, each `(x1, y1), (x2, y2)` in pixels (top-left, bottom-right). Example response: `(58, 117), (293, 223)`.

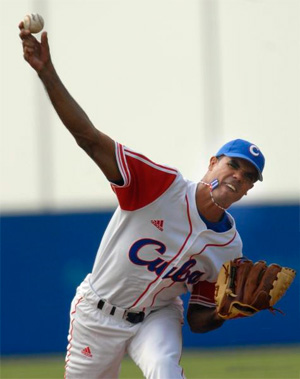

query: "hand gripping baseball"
(19, 21), (51, 74)
(215, 258), (296, 320)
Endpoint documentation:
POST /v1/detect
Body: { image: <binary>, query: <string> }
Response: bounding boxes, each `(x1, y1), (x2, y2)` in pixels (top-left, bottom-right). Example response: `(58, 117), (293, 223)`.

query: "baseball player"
(19, 24), (265, 379)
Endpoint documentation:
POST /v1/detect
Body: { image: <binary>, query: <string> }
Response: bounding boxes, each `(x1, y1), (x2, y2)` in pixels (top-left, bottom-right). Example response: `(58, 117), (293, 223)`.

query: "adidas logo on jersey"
(81, 346), (93, 358)
(151, 220), (164, 231)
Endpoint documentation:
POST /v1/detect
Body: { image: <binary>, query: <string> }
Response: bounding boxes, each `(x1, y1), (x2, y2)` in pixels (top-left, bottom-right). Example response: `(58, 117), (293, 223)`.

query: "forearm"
(37, 61), (120, 180)
(38, 61), (97, 146)
(187, 305), (225, 333)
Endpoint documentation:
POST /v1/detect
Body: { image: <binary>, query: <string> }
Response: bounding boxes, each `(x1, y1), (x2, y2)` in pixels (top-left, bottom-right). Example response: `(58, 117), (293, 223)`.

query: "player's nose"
(232, 170), (243, 182)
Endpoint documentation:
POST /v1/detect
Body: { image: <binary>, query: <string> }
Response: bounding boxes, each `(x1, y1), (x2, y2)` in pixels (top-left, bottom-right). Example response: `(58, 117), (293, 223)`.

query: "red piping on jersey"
(149, 231), (237, 308)
(116, 144), (131, 187)
(124, 147), (178, 174)
(64, 297), (83, 378)
(128, 195), (193, 309)
(149, 280), (176, 307)
(190, 294), (213, 302)
(190, 296), (215, 307)
(190, 231), (237, 260)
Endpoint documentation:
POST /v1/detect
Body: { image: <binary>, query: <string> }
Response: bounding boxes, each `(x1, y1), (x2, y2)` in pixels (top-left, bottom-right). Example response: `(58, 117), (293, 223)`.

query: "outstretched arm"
(19, 22), (122, 183)
(187, 304), (225, 333)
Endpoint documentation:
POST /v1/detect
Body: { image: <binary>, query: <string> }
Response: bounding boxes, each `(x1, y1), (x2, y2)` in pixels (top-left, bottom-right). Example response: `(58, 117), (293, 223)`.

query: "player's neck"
(196, 182), (225, 222)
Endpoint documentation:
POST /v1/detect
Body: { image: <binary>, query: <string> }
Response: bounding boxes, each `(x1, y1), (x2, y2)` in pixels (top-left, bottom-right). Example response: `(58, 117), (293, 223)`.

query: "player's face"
(208, 156), (258, 208)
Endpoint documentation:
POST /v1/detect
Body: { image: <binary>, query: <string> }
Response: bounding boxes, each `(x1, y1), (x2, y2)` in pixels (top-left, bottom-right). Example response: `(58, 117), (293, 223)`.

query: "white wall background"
(1, 0), (299, 213)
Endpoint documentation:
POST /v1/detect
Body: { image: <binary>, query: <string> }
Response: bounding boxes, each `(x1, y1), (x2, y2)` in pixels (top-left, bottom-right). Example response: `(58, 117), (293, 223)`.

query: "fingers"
(19, 25), (38, 61)
(19, 26), (32, 41)
(22, 36), (38, 57)
(19, 21), (48, 48)
(19, 21), (39, 51)
(22, 37), (36, 48)
(23, 48), (34, 61)
(18, 20), (38, 40)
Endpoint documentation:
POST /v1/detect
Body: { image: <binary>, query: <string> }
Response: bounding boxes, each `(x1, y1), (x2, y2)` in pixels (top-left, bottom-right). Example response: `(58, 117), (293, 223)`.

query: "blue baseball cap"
(216, 139), (265, 181)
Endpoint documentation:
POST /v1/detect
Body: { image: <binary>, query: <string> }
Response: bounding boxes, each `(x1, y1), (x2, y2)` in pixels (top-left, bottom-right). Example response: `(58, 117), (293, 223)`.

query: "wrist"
(38, 59), (55, 79)
(214, 310), (225, 322)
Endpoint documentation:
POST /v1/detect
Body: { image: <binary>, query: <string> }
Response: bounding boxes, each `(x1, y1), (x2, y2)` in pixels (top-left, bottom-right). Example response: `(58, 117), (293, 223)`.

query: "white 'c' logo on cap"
(249, 145), (260, 156)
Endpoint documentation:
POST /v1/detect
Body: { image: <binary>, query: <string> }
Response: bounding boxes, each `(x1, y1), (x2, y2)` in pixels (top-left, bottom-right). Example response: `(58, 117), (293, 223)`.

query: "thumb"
(41, 31), (49, 48)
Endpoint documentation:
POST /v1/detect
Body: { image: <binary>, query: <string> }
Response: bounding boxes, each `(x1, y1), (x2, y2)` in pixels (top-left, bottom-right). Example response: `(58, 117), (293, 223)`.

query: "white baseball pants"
(65, 286), (185, 378)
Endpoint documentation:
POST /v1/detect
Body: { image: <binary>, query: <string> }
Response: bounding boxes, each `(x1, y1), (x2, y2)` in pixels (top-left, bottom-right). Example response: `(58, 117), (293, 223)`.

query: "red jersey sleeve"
(189, 281), (216, 308)
(111, 142), (178, 211)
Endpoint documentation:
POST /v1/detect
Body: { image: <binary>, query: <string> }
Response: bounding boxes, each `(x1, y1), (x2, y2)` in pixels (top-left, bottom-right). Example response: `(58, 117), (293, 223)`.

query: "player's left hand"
(215, 257), (296, 320)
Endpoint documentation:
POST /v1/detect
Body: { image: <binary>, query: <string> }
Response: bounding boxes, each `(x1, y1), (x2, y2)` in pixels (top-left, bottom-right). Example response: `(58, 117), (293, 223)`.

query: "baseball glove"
(215, 258), (296, 320)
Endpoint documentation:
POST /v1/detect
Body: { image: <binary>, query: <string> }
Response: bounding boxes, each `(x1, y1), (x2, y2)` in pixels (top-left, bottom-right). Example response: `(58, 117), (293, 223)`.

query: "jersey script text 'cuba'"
(129, 238), (203, 284)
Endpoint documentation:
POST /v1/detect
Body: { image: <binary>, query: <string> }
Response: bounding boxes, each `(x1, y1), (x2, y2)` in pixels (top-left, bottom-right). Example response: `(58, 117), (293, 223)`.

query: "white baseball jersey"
(88, 142), (243, 312)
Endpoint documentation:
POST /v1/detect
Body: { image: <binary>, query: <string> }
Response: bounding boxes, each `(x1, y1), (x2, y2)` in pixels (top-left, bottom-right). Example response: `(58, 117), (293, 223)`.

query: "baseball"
(23, 13), (44, 34)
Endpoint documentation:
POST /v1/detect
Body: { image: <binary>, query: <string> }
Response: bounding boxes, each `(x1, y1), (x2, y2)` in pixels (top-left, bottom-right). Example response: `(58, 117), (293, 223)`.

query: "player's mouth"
(224, 183), (237, 193)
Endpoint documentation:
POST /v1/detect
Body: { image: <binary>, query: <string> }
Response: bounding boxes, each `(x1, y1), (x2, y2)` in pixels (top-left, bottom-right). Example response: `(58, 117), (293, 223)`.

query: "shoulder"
(112, 143), (183, 210)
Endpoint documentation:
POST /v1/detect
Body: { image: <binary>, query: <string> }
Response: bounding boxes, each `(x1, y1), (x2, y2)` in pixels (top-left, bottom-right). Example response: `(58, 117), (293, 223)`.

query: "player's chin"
(227, 194), (244, 207)
(217, 193), (241, 209)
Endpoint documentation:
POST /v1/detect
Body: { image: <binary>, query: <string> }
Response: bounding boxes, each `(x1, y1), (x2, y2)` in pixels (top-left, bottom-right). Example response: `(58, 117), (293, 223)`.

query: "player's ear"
(208, 156), (218, 171)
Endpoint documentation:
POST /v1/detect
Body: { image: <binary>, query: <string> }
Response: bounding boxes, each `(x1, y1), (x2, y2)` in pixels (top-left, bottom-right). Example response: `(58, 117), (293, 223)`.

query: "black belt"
(97, 299), (145, 324)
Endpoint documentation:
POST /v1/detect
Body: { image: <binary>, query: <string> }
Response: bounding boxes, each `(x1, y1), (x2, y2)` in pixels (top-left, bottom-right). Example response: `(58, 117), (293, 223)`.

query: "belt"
(97, 299), (145, 324)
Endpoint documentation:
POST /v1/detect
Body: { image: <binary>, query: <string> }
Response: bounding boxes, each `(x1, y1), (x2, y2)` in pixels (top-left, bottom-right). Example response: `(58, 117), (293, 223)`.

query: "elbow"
(76, 136), (97, 158)
(76, 136), (91, 151)
(189, 326), (205, 334)
(74, 128), (100, 155)
(187, 309), (225, 334)
(187, 314), (210, 334)
(188, 321), (212, 334)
